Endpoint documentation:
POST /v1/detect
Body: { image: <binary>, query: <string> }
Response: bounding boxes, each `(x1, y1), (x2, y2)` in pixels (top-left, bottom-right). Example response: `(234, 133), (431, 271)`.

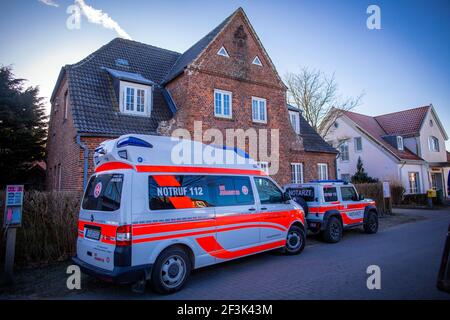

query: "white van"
(72, 134), (306, 293)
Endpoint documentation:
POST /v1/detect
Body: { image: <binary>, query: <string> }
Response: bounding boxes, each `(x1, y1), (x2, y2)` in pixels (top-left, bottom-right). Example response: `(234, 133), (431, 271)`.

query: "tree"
(0, 66), (47, 188)
(285, 67), (364, 137)
(351, 157), (379, 183)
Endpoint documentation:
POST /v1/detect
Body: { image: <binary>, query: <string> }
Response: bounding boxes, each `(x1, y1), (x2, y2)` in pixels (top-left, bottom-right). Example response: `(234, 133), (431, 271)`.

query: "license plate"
(85, 226), (101, 240)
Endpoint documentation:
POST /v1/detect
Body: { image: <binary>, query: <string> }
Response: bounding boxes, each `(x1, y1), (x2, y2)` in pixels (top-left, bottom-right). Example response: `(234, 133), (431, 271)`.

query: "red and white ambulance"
(284, 180), (378, 243)
(73, 134), (306, 293)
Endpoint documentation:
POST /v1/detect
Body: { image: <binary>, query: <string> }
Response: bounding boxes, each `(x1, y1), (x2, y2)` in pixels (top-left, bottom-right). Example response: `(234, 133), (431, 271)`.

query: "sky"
(1, 0), (449, 150)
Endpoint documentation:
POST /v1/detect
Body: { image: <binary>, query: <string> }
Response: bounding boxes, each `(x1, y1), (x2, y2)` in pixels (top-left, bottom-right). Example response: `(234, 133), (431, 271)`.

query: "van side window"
(254, 177), (283, 204)
(82, 174), (123, 211)
(213, 176), (254, 206)
(148, 175), (215, 210)
(341, 186), (357, 201)
(323, 187), (338, 202)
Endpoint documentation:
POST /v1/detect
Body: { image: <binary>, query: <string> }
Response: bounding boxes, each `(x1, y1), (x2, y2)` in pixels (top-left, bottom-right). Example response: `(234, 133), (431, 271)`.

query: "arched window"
(428, 136), (440, 152)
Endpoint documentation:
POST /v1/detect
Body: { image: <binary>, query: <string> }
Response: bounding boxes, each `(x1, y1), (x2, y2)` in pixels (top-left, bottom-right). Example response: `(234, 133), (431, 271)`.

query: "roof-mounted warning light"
(310, 179), (348, 184)
(117, 136), (153, 149)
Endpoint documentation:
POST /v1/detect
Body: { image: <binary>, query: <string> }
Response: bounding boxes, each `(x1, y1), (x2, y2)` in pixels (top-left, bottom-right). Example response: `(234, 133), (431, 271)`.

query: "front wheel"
(322, 216), (342, 243)
(364, 211), (378, 234)
(283, 225), (306, 255)
(150, 247), (191, 294)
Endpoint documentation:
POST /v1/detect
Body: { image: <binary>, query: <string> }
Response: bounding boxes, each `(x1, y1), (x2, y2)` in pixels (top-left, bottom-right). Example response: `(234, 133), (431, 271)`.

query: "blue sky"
(1, 0), (449, 149)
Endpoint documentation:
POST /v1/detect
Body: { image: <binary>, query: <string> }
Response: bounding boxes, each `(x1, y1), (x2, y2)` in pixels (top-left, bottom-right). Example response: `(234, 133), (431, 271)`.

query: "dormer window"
(397, 136), (404, 150)
(289, 110), (300, 134)
(217, 46), (229, 58)
(252, 56), (262, 66)
(119, 81), (152, 116)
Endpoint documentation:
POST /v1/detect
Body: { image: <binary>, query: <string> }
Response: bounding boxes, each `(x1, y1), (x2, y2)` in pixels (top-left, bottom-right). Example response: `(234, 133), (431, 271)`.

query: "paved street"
(2, 208), (450, 300)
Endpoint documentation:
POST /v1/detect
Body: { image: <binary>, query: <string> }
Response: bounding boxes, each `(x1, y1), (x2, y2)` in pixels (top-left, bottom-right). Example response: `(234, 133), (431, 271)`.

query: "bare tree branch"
(285, 67), (364, 138)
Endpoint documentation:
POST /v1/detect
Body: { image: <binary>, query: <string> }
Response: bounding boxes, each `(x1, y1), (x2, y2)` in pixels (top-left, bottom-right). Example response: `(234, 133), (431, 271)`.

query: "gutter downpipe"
(76, 134), (89, 190)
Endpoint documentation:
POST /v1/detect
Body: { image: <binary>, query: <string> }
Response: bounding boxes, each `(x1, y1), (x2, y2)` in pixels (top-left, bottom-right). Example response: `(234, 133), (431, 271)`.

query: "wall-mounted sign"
(3, 185), (24, 228)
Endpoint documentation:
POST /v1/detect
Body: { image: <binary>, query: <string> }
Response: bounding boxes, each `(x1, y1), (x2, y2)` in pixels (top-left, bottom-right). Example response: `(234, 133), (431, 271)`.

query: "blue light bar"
(310, 179), (348, 184)
(117, 137), (153, 148)
(221, 145), (250, 159)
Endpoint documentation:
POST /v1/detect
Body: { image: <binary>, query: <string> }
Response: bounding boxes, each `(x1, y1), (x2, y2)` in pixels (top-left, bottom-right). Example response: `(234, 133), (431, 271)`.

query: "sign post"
(382, 181), (392, 214)
(3, 185), (24, 284)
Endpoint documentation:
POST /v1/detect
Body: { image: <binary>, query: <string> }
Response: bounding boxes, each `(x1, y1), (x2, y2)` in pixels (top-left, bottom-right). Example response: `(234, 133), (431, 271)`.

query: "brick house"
(46, 7), (337, 192)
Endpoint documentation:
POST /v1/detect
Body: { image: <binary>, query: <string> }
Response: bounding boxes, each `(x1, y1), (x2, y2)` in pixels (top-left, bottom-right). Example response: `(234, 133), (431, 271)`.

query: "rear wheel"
(322, 216), (342, 243)
(283, 225), (306, 255)
(364, 211), (378, 234)
(150, 246), (191, 294)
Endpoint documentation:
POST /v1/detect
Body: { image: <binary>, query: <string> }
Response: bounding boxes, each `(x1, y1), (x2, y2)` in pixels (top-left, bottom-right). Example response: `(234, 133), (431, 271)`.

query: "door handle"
(248, 208), (256, 211)
(261, 207), (268, 211)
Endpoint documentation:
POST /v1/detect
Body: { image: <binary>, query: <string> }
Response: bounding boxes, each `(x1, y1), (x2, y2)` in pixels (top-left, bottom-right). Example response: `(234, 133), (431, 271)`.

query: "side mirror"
(283, 192), (291, 202)
(359, 194), (365, 201)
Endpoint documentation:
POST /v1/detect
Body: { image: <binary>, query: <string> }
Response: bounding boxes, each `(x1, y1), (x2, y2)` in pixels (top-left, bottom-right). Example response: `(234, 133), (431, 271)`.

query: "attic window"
(115, 58), (129, 67)
(217, 46), (229, 58)
(119, 81), (152, 117)
(252, 56), (262, 66)
(397, 136), (404, 151)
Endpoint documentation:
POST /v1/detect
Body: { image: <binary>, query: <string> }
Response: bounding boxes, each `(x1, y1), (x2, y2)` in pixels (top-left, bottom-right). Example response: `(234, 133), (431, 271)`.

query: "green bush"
(0, 191), (81, 268)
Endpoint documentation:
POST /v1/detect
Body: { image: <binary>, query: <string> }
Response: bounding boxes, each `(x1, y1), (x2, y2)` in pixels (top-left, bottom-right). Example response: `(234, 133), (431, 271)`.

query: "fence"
(0, 191), (80, 268)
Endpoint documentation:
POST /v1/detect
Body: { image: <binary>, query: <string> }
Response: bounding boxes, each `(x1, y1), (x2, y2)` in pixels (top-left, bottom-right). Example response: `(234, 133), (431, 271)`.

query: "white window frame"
(119, 81), (152, 116)
(289, 111), (300, 134)
(214, 89), (232, 119)
(318, 163), (328, 180)
(291, 163), (304, 184)
(252, 56), (263, 66)
(428, 136), (440, 152)
(217, 46), (229, 58)
(339, 141), (349, 162)
(354, 137), (362, 152)
(397, 136), (404, 150)
(257, 161), (269, 175)
(252, 96), (267, 124)
(408, 171), (420, 194)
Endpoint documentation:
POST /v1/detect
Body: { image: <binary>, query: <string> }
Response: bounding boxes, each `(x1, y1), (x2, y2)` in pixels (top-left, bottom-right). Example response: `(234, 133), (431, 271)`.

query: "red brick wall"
(46, 75), (83, 192)
(166, 10), (336, 185)
(46, 74), (116, 192)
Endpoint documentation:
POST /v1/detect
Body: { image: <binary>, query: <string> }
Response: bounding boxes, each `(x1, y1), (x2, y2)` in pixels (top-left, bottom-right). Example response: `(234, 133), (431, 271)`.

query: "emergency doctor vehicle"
(284, 180), (378, 243)
(73, 134), (306, 293)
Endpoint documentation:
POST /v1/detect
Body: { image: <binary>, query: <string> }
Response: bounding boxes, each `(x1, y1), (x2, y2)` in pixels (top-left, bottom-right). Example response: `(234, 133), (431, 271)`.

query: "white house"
(325, 105), (450, 197)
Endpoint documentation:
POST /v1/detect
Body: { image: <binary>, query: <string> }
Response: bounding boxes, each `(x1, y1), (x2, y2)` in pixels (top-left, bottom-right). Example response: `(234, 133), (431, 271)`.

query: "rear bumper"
(72, 256), (152, 284)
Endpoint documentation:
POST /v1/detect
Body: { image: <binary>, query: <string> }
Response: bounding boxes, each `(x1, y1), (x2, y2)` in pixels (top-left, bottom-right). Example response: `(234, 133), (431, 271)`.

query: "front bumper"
(72, 256), (152, 284)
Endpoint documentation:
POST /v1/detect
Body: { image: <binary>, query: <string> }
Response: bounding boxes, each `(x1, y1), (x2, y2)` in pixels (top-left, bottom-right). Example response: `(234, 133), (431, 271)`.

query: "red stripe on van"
(168, 196), (195, 209)
(132, 211), (297, 236)
(152, 175), (180, 187)
(95, 161), (134, 173)
(136, 165), (266, 176)
(196, 236), (285, 260)
(132, 224), (286, 244)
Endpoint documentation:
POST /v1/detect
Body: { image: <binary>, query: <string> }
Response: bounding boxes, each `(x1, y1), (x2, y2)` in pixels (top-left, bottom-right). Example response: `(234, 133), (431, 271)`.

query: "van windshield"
(82, 174), (123, 211)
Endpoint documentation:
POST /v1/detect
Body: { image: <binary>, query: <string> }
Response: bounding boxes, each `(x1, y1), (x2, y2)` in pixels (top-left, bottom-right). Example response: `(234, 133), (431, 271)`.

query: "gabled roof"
(59, 38), (181, 136)
(163, 9), (236, 83)
(343, 110), (423, 161)
(289, 106), (337, 154)
(373, 105), (430, 137)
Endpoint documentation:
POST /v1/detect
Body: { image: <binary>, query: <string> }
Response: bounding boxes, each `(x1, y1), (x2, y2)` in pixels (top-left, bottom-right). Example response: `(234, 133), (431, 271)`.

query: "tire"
(283, 225), (306, 255)
(364, 211), (378, 234)
(293, 196), (309, 216)
(322, 216), (343, 243)
(150, 246), (192, 294)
